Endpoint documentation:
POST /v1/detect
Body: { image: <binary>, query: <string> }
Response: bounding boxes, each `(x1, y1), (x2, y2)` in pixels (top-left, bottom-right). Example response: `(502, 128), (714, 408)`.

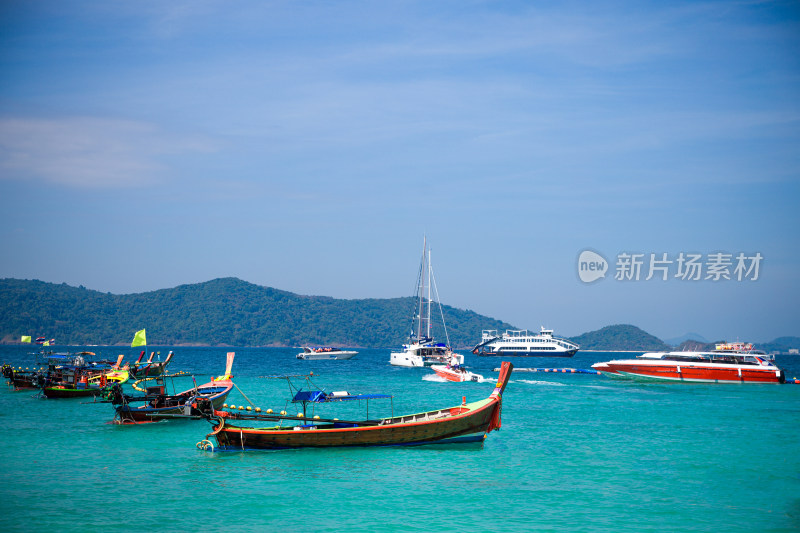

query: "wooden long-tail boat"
(197, 361), (513, 450)
(111, 352), (234, 424)
(3, 364), (45, 390)
(42, 355), (129, 398)
(129, 350), (174, 379)
(3, 351), (102, 391)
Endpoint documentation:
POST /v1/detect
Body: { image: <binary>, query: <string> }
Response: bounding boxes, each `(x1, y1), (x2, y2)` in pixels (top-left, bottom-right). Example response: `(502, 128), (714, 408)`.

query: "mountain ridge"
(0, 277), (796, 351)
(0, 277), (512, 348)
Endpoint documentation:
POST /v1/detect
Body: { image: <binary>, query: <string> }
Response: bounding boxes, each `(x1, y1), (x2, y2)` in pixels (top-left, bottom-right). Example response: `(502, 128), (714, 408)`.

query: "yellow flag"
(43, 340), (50, 346)
(131, 329), (147, 347)
(21, 335), (31, 343)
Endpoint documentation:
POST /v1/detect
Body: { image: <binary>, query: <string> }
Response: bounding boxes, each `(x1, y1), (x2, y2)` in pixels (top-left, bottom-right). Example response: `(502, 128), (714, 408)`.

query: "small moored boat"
(41, 354), (129, 398)
(129, 350), (174, 379)
(3, 364), (44, 390)
(297, 347), (358, 360)
(110, 352), (235, 423)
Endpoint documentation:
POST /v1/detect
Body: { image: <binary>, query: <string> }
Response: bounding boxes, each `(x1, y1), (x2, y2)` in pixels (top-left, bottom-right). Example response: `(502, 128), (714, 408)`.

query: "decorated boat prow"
(129, 350), (174, 379)
(196, 361), (514, 451)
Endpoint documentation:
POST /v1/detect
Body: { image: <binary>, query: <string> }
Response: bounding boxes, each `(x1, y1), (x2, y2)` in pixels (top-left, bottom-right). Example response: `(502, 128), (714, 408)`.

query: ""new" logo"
(577, 250), (608, 283)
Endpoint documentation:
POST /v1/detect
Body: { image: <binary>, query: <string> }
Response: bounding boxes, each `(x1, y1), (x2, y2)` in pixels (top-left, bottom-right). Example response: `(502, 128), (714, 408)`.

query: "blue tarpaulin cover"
(292, 390), (327, 403)
(292, 389), (392, 403)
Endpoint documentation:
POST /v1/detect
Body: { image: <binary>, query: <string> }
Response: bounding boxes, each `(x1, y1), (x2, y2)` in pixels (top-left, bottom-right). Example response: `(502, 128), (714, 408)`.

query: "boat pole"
(232, 382), (256, 409)
(426, 244), (431, 340)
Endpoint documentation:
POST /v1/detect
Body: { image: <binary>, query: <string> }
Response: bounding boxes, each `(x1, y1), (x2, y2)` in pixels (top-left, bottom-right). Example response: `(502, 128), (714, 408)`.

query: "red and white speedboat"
(592, 344), (785, 384)
(430, 364), (484, 383)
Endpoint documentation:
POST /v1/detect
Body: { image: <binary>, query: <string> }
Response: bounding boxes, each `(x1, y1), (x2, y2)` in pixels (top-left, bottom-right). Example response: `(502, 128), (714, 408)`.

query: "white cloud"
(0, 117), (214, 188)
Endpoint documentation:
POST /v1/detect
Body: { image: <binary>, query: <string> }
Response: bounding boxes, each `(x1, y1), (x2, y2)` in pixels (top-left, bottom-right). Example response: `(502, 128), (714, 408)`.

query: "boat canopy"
(292, 389), (392, 403)
(638, 352), (669, 359)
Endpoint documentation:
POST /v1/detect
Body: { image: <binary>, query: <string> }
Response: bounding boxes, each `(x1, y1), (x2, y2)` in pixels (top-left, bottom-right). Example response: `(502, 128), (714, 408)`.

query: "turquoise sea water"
(1, 346), (798, 532)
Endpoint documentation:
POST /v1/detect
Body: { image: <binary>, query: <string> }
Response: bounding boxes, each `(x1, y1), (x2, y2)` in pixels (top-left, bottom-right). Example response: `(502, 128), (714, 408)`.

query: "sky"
(1, 0), (799, 343)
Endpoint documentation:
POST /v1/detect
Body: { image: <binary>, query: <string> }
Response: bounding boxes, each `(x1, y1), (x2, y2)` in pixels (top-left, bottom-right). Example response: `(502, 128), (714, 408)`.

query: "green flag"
(21, 335), (31, 343)
(131, 328), (147, 347)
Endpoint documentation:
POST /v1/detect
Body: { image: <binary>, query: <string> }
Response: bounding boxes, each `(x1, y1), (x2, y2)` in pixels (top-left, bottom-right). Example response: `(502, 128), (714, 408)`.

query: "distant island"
(0, 277), (797, 352)
(570, 324), (671, 351)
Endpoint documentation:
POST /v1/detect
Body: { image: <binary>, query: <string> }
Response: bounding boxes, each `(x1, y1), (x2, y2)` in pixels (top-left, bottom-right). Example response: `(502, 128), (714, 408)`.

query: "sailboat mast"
(427, 247), (432, 339)
(417, 237), (426, 340)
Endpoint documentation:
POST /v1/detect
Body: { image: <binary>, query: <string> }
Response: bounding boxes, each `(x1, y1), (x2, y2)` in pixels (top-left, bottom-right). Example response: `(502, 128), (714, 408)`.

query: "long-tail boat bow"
(487, 361), (513, 432)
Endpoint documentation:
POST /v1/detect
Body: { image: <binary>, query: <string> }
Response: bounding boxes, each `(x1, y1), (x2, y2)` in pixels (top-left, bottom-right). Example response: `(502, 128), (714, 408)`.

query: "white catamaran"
(389, 238), (465, 368)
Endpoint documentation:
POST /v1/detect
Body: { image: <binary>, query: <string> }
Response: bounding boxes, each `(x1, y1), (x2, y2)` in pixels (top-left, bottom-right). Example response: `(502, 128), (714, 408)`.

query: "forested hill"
(569, 324), (672, 351)
(0, 277), (514, 348)
(4, 278), (794, 351)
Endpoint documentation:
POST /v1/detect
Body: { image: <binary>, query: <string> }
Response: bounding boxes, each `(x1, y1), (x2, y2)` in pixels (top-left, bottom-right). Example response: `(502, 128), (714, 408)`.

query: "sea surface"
(1, 346), (798, 532)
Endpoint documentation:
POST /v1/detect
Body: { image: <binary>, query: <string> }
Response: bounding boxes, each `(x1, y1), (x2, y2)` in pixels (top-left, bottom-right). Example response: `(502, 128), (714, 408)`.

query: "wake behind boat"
(297, 347), (358, 360)
(592, 342), (785, 383)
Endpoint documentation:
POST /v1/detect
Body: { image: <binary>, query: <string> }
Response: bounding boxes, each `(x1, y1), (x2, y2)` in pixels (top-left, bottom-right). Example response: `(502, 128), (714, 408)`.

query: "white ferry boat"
(472, 327), (579, 357)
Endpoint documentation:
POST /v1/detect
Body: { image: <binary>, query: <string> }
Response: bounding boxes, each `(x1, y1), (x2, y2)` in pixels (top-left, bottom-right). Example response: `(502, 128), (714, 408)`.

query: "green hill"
(0, 277), (513, 348)
(569, 324), (672, 351)
(3, 278), (794, 351)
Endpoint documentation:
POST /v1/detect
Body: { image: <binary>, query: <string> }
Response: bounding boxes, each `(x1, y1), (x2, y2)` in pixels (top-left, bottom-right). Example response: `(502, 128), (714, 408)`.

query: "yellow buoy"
(313, 415), (320, 420)
(223, 404), (228, 408)
(238, 405), (244, 410)
(280, 410), (286, 415)
(255, 407), (261, 413)
(229, 405), (236, 410)
(266, 409), (273, 414)
(246, 406), (252, 411)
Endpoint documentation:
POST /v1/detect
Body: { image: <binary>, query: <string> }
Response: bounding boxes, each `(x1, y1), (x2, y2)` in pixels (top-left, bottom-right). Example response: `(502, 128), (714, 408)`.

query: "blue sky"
(1, 1), (798, 342)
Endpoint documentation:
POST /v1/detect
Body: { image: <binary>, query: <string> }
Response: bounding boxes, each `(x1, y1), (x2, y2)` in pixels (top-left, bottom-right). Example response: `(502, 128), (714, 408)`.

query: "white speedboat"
(297, 347), (358, 360)
(430, 363), (483, 382)
(390, 237), (466, 368)
(472, 327), (579, 357)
